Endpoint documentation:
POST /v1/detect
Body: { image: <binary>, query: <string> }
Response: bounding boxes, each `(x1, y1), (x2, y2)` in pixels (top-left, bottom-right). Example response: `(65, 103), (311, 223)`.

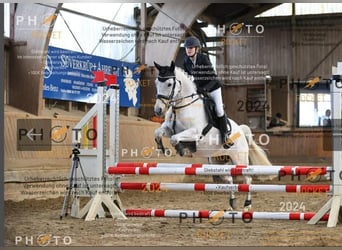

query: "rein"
(172, 94), (200, 110)
(156, 74), (200, 110)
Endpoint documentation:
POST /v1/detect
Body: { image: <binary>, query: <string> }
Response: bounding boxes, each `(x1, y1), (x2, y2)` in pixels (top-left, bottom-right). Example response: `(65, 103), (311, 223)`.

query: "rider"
(182, 36), (232, 148)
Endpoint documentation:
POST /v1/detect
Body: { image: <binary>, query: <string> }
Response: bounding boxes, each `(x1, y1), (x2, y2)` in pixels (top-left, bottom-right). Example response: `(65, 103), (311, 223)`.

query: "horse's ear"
(170, 61), (175, 71)
(154, 61), (161, 70)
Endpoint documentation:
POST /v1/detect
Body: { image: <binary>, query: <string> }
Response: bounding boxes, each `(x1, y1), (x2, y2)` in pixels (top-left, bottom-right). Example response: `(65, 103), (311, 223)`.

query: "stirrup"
(223, 134), (234, 149)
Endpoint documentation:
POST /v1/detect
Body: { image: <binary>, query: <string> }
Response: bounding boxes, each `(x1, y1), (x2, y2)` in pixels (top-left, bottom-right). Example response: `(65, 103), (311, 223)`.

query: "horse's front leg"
(169, 128), (200, 156)
(154, 122), (173, 154)
(154, 105), (174, 153)
(169, 127), (198, 145)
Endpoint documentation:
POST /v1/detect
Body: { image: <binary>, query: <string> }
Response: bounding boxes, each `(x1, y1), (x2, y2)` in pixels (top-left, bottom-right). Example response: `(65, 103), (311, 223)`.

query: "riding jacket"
(183, 53), (222, 94)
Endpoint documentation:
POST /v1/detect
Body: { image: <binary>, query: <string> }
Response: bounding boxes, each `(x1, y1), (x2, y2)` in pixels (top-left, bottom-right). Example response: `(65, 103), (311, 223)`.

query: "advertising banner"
(43, 46), (140, 107)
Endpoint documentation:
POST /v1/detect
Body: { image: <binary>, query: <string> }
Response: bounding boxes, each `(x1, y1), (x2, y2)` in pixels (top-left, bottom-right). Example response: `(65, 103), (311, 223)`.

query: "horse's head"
(153, 61), (181, 117)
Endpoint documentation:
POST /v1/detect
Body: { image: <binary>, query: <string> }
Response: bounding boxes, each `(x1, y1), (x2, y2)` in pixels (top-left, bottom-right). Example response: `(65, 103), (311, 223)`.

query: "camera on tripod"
(72, 148), (80, 155)
(70, 145), (81, 159)
(61, 145), (92, 219)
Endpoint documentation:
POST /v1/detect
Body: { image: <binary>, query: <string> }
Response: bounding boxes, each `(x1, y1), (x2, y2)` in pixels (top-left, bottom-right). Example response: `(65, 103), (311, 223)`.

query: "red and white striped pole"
(118, 182), (332, 193)
(108, 162), (332, 177)
(123, 208), (330, 221)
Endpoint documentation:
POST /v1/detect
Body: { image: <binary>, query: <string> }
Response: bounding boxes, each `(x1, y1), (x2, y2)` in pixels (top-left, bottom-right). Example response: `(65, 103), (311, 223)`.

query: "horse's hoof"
(243, 200), (252, 211)
(175, 143), (184, 156)
(229, 198), (237, 210)
(212, 175), (222, 183)
(243, 205), (252, 212)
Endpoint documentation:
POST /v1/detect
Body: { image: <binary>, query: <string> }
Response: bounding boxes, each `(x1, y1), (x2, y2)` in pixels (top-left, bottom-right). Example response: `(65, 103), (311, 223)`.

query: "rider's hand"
(197, 88), (207, 95)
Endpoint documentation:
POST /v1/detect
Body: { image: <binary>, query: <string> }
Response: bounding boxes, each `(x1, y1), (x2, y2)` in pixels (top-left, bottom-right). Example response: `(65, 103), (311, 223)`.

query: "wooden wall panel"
(220, 15), (342, 127)
(254, 131), (332, 160)
(222, 86), (247, 124)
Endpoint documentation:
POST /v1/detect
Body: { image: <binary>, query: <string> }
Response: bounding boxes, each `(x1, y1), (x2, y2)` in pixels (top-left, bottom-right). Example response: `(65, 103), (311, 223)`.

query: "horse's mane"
(174, 67), (195, 85)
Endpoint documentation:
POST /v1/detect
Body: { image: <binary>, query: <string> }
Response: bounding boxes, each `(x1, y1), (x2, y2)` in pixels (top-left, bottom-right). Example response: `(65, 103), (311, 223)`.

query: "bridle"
(155, 75), (179, 106)
(155, 74), (200, 110)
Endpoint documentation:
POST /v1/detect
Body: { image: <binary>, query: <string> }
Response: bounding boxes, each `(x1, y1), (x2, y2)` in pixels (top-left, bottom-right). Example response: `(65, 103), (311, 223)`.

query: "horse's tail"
(239, 124), (271, 166)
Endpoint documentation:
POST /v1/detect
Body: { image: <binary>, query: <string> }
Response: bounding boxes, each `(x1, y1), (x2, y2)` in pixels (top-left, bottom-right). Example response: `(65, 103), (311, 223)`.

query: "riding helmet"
(184, 36), (201, 48)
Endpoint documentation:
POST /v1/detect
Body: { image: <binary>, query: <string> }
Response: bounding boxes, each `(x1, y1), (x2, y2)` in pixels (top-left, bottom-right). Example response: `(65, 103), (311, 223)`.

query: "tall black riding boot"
(218, 115), (233, 149)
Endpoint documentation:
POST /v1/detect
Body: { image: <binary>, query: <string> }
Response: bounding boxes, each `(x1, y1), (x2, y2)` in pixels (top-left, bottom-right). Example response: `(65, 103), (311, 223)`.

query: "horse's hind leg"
(213, 175), (236, 210)
(229, 151), (252, 211)
(227, 176), (237, 210)
(243, 176), (252, 211)
(209, 156), (236, 210)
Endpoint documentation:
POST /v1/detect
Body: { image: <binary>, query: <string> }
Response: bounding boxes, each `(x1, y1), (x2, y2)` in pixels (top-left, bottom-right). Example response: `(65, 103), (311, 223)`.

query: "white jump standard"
(60, 72), (126, 221)
(308, 75), (342, 227)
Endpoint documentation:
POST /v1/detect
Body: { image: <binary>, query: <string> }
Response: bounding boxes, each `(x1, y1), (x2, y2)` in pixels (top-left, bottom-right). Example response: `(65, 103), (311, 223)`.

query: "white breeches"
(210, 88), (225, 117)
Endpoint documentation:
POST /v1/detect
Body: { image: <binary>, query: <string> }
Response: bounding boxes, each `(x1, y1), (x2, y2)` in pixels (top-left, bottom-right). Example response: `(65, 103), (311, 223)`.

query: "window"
(50, 3), (139, 61)
(298, 90), (331, 127)
(256, 3), (342, 18)
(4, 3), (10, 38)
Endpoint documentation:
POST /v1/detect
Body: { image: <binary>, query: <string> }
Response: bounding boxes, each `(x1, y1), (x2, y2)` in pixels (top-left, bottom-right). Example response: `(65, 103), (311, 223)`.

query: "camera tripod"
(60, 147), (91, 220)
